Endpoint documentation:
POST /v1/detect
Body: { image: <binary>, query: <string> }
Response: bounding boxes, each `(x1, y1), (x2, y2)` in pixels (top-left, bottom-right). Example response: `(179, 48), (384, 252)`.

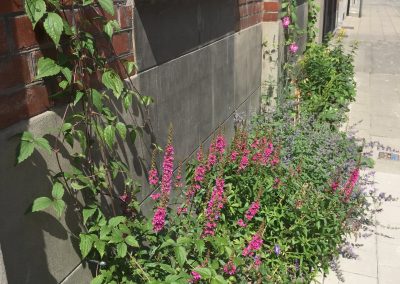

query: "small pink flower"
(148, 168), (159, 186)
(245, 201), (260, 221)
(282, 16), (290, 28)
(119, 193), (129, 203)
(190, 270), (201, 283)
(223, 261), (237, 275)
(215, 134), (226, 154)
(150, 193), (161, 200)
(231, 151), (239, 161)
(237, 219), (247, 227)
(254, 256), (262, 267)
(289, 42), (299, 54)
(331, 181), (339, 191)
(239, 155), (249, 170)
(152, 207), (166, 233)
(177, 206), (188, 215)
(194, 165), (206, 183)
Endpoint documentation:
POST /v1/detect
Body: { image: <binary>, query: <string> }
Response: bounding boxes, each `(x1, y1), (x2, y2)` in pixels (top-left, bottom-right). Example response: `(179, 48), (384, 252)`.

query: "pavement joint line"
(341, 270), (378, 279)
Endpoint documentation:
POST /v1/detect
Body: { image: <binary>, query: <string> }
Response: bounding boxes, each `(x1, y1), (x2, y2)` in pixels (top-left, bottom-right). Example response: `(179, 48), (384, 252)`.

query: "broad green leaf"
(25, 0), (46, 28)
(52, 199), (65, 217)
(160, 238), (176, 249)
(104, 20), (120, 39)
(174, 246), (187, 267)
(116, 122), (127, 139)
(102, 70), (123, 98)
(21, 131), (34, 141)
(125, 235), (139, 247)
(124, 61), (137, 75)
(108, 216), (126, 227)
(104, 125), (115, 148)
(94, 240), (106, 258)
(82, 0), (94, 6)
(193, 267), (212, 279)
(34, 137), (51, 154)
(61, 67), (72, 83)
(79, 234), (94, 258)
(91, 89), (103, 112)
(74, 91), (84, 106)
(59, 80), (68, 90)
(90, 274), (104, 284)
(36, 57), (61, 79)
(83, 207), (97, 224)
(123, 92), (133, 110)
(17, 139), (35, 164)
(71, 182), (86, 190)
(116, 242), (127, 258)
(43, 12), (64, 46)
(159, 264), (176, 274)
(31, 197), (52, 212)
(211, 275), (227, 284)
(51, 182), (64, 199)
(98, 0), (114, 15)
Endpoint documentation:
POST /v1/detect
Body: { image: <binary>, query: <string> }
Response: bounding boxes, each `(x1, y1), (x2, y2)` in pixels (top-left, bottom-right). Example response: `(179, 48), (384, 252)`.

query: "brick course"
(0, 1), (135, 129)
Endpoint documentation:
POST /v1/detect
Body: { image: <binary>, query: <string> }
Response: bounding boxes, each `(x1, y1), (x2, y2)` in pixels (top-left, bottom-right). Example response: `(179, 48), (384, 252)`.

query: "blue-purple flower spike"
(274, 244), (281, 256)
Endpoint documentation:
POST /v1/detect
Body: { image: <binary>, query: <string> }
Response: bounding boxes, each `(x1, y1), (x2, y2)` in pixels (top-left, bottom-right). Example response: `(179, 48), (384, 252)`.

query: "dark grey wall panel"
(134, 0), (239, 71)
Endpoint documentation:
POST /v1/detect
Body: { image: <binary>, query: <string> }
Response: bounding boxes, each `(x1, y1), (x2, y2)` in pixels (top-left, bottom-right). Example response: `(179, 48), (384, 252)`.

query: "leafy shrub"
(295, 37), (357, 126)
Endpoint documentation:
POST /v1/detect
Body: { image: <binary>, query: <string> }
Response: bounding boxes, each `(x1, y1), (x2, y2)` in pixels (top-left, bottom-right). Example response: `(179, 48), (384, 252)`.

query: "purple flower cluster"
(223, 261), (237, 275)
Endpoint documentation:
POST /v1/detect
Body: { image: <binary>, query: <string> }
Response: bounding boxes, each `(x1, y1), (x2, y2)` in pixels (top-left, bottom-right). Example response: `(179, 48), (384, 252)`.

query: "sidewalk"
(323, 0), (400, 283)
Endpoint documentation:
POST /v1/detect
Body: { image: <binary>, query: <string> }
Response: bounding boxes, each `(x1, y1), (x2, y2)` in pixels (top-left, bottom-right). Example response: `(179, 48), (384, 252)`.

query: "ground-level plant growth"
(16, 1), (395, 283)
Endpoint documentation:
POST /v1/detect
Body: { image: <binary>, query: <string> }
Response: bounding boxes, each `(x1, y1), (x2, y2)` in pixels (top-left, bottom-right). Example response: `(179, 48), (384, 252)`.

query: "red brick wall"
(0, 1), (134, 129)
(238, 0), (280, 30)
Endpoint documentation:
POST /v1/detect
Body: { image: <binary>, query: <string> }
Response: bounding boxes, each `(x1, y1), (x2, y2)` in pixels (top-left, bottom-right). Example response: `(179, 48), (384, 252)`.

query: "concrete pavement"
(323, 0), (400, 283)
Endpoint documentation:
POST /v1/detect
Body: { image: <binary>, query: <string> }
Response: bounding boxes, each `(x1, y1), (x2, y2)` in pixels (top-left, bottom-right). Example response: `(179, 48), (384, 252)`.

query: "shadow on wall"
(134, 0), (240, 71)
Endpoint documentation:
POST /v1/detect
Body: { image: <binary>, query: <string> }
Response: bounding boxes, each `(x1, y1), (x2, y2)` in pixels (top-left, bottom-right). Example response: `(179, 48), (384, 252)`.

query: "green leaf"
(25, 0), (46, 28)
(83, 207), (97, 224)
(94, 240), (106, 258)
(17, 139), (35, 164)
(116, 122), (127, 139)
(102, 70), (123, 98)
(104, 125), (115, 148)
(51, 182), (64, 199)
(36, 57), (61, 79)
(159, 264), (176, 274)
(34, 137), (51, 154)
(193, 267), (212, 279)
(211, 275), (227, 284)
(90, 274), (104, 284)
(43, 12), (64, 46)
(59, 80), (68, 90)
(82, 0), (94, 6)
(124, 61), (137, 75)
(141, 96), (153, 107)
(116, 242), (127, 258)
(91, 89), (103, 112)
(160, 238), (176, 249)
(61, 67), (72, 83)
(174, 246), (187, 267)
(74, 91), (84, 106)
(31, 197), (52, 212)
(104, 20), (120, 39)
(125, 235), (139, 247)
(98, 0), (114, 15)
(108, 216), (126, 227)
(52, 199), (65, 217)
(79, 234), (94, 258)
(123, 92), (133, 110)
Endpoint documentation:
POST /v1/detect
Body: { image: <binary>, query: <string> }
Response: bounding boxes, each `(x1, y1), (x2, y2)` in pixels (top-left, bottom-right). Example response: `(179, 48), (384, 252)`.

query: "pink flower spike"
(215, 134), (226, 154)
(239, 155), (249, 170)
(282, 16), (291, 28)
(148, 168), (159, 186)
(152, 207), (167, 233)
(190, 271), (201, 283)
(289, 42), (299, 54)
(245, 201), (260, 221)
